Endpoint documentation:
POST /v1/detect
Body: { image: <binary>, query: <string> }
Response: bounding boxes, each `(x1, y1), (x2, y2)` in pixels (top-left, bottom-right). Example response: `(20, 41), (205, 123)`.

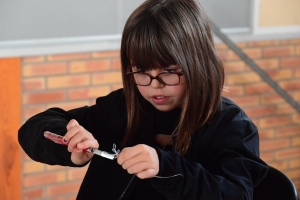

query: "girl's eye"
(164, 69), (177, 73)
(137, 69), (146, 73)
(132, 67), (144, 73)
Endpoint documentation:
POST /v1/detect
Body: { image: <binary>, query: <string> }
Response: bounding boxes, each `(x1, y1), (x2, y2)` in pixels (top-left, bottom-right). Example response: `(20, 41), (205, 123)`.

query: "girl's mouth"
(151, 95), (169, 104)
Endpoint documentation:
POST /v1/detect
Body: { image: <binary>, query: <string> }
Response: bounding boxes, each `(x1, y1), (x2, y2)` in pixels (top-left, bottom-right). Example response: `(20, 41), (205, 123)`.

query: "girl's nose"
(150, 78), (164, 88)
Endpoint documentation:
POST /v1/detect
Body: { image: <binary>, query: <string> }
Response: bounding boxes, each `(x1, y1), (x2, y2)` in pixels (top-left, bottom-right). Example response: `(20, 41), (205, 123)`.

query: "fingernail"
(63, 138), (68, 143)
(68, 147), (72, 152)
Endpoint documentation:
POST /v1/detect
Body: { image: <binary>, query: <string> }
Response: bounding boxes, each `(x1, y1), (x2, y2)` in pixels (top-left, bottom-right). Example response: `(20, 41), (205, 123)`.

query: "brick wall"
(20, 38), (300, 199)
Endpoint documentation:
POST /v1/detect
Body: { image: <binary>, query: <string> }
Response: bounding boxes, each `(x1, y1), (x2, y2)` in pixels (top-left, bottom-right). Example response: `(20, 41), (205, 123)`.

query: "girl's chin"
(151, 103), (177, 112)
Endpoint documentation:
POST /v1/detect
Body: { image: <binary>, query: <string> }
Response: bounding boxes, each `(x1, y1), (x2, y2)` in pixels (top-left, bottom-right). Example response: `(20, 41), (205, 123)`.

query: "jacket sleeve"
(18, 106), (92, 167)
(150, 104), (268, 200)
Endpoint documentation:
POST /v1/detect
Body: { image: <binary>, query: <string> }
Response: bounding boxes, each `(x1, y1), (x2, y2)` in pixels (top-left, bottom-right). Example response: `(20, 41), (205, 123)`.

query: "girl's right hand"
(63, 119), (99, 165)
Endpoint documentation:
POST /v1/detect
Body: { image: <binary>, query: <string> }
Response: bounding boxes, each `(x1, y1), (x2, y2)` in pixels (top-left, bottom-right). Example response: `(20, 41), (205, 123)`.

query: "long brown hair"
(121, 0), (224, 154)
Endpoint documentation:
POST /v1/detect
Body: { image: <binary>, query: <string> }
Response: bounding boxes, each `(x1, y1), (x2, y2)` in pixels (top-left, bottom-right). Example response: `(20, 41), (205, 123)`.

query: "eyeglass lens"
(132, 73), (180, 85)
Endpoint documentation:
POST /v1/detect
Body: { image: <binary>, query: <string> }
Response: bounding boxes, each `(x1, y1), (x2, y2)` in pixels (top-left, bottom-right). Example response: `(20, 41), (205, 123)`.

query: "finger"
(136, 168), (157, 179)
(126, 161), (153, 174)
(76, 138), (99, 150)
(63, 124), (83, 143)
(67, 129), (93, 152)
(117, 146), (141, 165)
(66, 119), (79, 130)
(121, 153), (144, 170)
(71, 149), (94, 165)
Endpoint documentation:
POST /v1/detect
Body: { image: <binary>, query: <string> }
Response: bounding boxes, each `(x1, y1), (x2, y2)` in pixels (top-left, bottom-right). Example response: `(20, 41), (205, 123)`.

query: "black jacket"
(18, 88), (268, 200)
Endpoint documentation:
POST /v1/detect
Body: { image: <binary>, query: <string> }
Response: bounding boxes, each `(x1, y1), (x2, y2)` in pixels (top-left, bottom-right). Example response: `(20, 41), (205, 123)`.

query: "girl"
(18, 0), (268, 199)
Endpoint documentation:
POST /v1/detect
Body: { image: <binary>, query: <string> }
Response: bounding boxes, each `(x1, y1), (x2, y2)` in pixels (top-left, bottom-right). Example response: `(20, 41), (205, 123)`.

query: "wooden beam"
(0, 58), (21, 200)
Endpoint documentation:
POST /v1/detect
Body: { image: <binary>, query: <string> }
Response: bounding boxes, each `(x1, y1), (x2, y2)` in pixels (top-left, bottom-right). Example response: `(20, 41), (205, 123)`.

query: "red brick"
(90, 99), (97, 105)
(260, 152), (274, 162)
(296, 45), (300, 55)
(23, 171), (66, 187)
(252, 118), (259, 126)
(68, 195), (77, 200)
(236, 42), (247, 48)
(227, 96), (259, 107)
(277, 125), (300, 137)
(67, 167), (88, 181)
(48, 182), (81, 196)
(294, 180), (300, 192)
(277, 103), (297, 115)
(293, 114), (300, 123)
(261, 93), (285, 104)
(22, 105), (46, 119)
(50, 197), (66, 200)
(244, 83), (273, 94)
(295, 69), (300, 77)
(244, 48), (262, 59)
(46, 100), (90, 111)
(111, 84), (123, 91)
(266, 69), (293, 80)
(22, 150), (31, 161)
(47, 53), (90, 61)
(260, 139), (290, 151)
(268, 161), (288, 171)
(279, 80), (300, 91)
(226, 72), (261, 85)
(23, 91), (66, 104)
(68, 86), (110, 100)
(23, 188), (44, 199)
(112, 58), (121, 70)
(292, 111), (300, 124)
(216, 49), (228, 61)
(254, 58), (279, 70)
(258, 129), (275, 140)
(22, 77), (45, 91)
(223, 61), (245, 73)
(275, 147), (300, 160)
(92, 51), (120, 58)
(92, 71), (122, 85)
(215, 43), (228, 50)
(244, 106), (277, 118)
(259, 116), (291, 128)
(47, 74), (90, 89)
(294, 91), (300, 100)
(23, 56), (45, 63)
(285, 168), (300, 180)
(281, 39), (300, 44)
(280, 57), (300, 68)
(227, 50), (241, 61)
(244, 65), (253, 72)
(23, 63), (67, 77)
(263, 46), (294, 57)
(46, 165), (67, 171)
(222, 85), (244, 96)
(290, 159), (300, 169)
(292, 136), (300, 146)
(23, 161), (45, 174)
(69, 60), (110, 73)
(247, 40), (280, 47)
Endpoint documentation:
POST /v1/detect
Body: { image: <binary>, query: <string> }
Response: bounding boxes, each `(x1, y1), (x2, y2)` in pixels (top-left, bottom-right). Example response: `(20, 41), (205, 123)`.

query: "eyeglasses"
(126, 70), (184, 86)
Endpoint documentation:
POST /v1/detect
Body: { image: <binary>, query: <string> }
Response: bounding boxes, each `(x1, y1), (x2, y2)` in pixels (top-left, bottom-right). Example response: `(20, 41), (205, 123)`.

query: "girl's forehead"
(131, 64), (179, 69)
(129, 55), (175, 70)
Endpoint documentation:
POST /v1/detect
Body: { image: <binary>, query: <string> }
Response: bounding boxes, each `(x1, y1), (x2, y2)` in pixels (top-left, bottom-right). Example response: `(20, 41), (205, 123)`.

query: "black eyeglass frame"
(126, 71), (184, 86)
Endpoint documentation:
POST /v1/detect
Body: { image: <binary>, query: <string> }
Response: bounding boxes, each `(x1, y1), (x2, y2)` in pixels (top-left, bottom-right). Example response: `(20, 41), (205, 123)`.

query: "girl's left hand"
(117, 144), (159, 179)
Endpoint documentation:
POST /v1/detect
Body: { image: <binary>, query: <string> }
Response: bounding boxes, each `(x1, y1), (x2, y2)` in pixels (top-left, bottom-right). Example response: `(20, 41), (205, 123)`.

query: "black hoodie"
(18, 88), (268, 200)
